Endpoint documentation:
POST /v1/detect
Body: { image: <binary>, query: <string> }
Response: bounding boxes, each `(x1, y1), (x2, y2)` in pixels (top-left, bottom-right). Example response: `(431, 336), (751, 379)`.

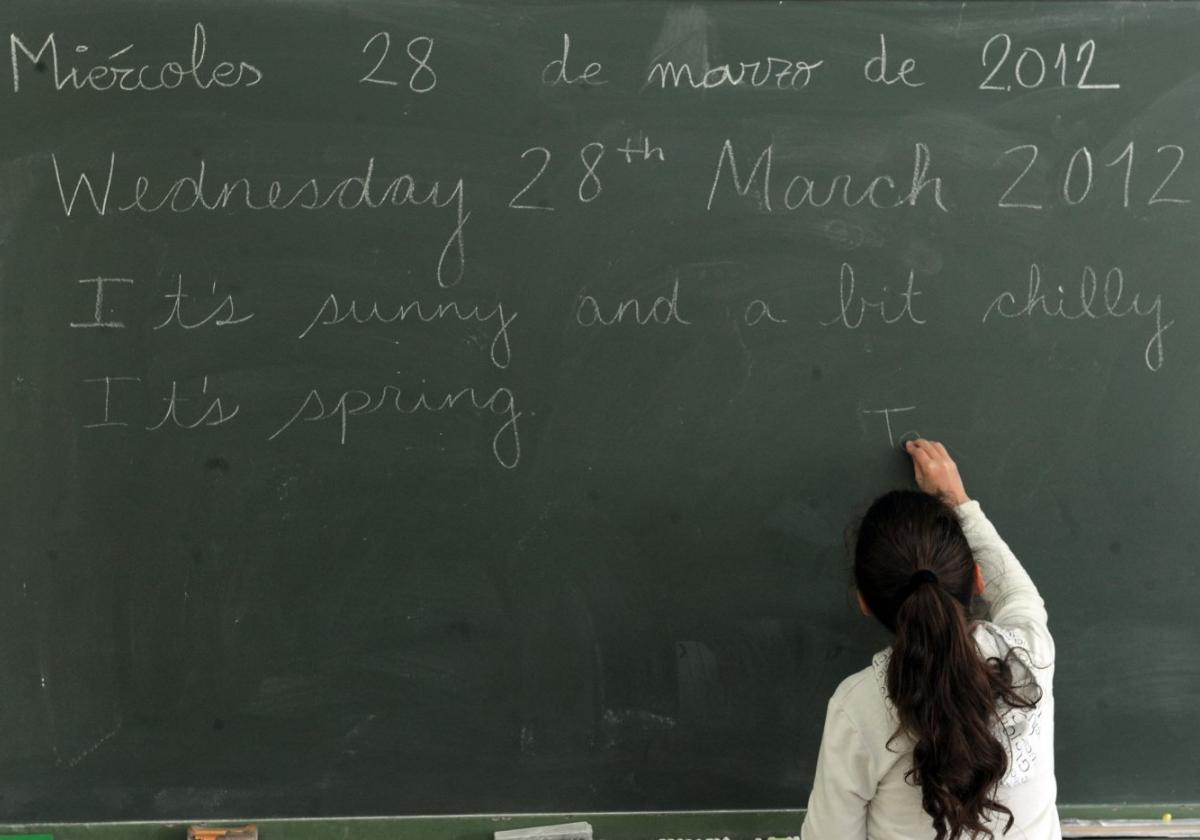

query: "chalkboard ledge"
(4, 806), (1200, 840)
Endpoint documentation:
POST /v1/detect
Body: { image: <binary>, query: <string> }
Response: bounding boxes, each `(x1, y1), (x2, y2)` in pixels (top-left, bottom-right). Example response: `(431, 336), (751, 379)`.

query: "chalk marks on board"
(153, 275), (254, 331)
(714, 264), (928, 330)
(732, 259), (1168, 373)
(636, 26), (1119, 95)
(80, 374), (240, 431)
(576, 280), (691, 327)
(48, 154), (470, 288)
(996, 142), (1190, 210)
(820, 264), (926, 330)
(508, 139), (664, 211)
(982, 265), (1171, 371)
(744, 300), (787, 327)
(640, 29), (928, 92)
(4, 20), (1124, 101)
(298, 293), (517, 370)
(71, 277), (242, 431)
(864, 34), (924, 88)
(617, 136), (665, 164)
(862, 405), (919, 448)
(359, 32), (436, 93)
(646, 56), (824, 90)
(706, 141), (948, 213)
(706, 137), (1192, 216)
(68, 277), (134, 329)
(35, 14), (1187, 485)
(978, 35), (1119, 92)
(69, 275), (253, 333)
(542, 33), (606, 87)
(563, 259), (1167, 375)
(78, 366), (524, 467)
(268, 381), (522, 469)
(9, 23), (262, 93)
(638, 0), (823, 93)
(68, 271), (523, 464)
(146, 376), (240, 431)
(80, 376), (141, 429)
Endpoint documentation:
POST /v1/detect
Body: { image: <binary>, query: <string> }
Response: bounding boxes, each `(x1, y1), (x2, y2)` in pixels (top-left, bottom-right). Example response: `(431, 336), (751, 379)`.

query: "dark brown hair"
(854, 490), (1040, 840)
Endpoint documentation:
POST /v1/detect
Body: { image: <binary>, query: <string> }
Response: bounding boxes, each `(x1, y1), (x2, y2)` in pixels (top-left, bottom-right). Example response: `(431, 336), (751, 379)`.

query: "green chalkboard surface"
(2, 0), (1199, 822)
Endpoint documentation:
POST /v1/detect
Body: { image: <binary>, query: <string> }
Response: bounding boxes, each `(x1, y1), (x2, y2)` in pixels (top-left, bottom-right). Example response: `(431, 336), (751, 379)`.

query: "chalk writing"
(982, 264), (1171, 371)
(69, 277), (133, 328)
(576, 279), (691, 326)
(1107, 142), (1190, 206)
(298, 293), (517, 370)
(995, 144), (1041, 209)
(864, 405), (916, 448)
(706, 141), (948, 212)
(359, 32), (436, 93)
(979, 35), (1119, 92)
(147, 376), (240, 430)
(618, 136), (665, 163)
(269, 380), (522, 469)
(579, 142), (604, 203)
(646, 56), (823, 90)
(508, 140), (659, 209)
(820, 264), (926, 329)
(862, 405), (917, 447)
(509, 147), (554, 211)
(49, 154), (469, 287)
(10, 23), (262, 93)
(81, 375), (140, 428)
(864, 34), (923, 87)
(153, 275), (254, 330)
(542, 33), (605, 86)
(997, 142), (1190, 209)
(744, 299), (787, 326)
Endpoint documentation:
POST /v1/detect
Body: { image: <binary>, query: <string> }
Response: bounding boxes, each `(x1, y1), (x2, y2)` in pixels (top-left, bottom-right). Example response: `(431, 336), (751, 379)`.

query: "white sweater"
(801, 501), (1059, 840)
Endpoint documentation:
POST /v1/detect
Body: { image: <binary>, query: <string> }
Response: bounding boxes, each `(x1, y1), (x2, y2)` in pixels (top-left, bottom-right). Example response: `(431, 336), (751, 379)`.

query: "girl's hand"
(904, 438), (970, 507)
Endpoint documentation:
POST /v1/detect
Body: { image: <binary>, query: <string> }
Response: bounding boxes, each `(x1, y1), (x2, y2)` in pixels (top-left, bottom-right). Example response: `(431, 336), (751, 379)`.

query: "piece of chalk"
(189, 826), (257, 840)
(1163, 813), (1173, 822)
(494, 822), (592, 840)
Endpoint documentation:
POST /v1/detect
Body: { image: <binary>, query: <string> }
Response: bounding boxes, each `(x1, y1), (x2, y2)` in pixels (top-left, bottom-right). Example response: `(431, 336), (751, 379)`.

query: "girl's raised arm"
(905, 439), (1054, 666)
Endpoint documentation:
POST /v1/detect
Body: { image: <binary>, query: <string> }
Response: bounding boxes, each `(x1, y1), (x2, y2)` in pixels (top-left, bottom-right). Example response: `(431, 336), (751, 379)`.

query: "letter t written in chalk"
(863, 405), (917, 447)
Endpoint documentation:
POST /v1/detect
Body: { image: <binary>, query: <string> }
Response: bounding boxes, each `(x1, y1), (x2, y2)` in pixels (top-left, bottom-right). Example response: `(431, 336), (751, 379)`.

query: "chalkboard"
(2, 0), (1199, 822)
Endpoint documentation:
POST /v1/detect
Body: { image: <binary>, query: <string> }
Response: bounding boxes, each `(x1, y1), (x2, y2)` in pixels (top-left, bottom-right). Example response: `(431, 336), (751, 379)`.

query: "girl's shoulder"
(825, 656), (900, 747)
(830, 661), (880, 712)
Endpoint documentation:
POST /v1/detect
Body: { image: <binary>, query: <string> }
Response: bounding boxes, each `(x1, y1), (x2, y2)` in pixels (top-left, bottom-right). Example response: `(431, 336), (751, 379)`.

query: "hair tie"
(900, 568), (939, 601)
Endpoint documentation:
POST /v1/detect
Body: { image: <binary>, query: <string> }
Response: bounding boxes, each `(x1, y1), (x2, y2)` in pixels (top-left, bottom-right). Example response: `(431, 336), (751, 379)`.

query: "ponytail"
(855, 491), (1040, 840)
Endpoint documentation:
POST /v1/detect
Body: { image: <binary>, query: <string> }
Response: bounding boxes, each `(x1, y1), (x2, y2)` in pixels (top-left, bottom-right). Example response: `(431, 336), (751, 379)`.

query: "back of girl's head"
(855, 490), (975, 627)
(854, 490), (1035, 840)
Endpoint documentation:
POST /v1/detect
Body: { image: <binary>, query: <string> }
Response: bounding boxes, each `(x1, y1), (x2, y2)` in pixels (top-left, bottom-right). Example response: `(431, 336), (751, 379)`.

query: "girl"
(801, 439), (1057, 840)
